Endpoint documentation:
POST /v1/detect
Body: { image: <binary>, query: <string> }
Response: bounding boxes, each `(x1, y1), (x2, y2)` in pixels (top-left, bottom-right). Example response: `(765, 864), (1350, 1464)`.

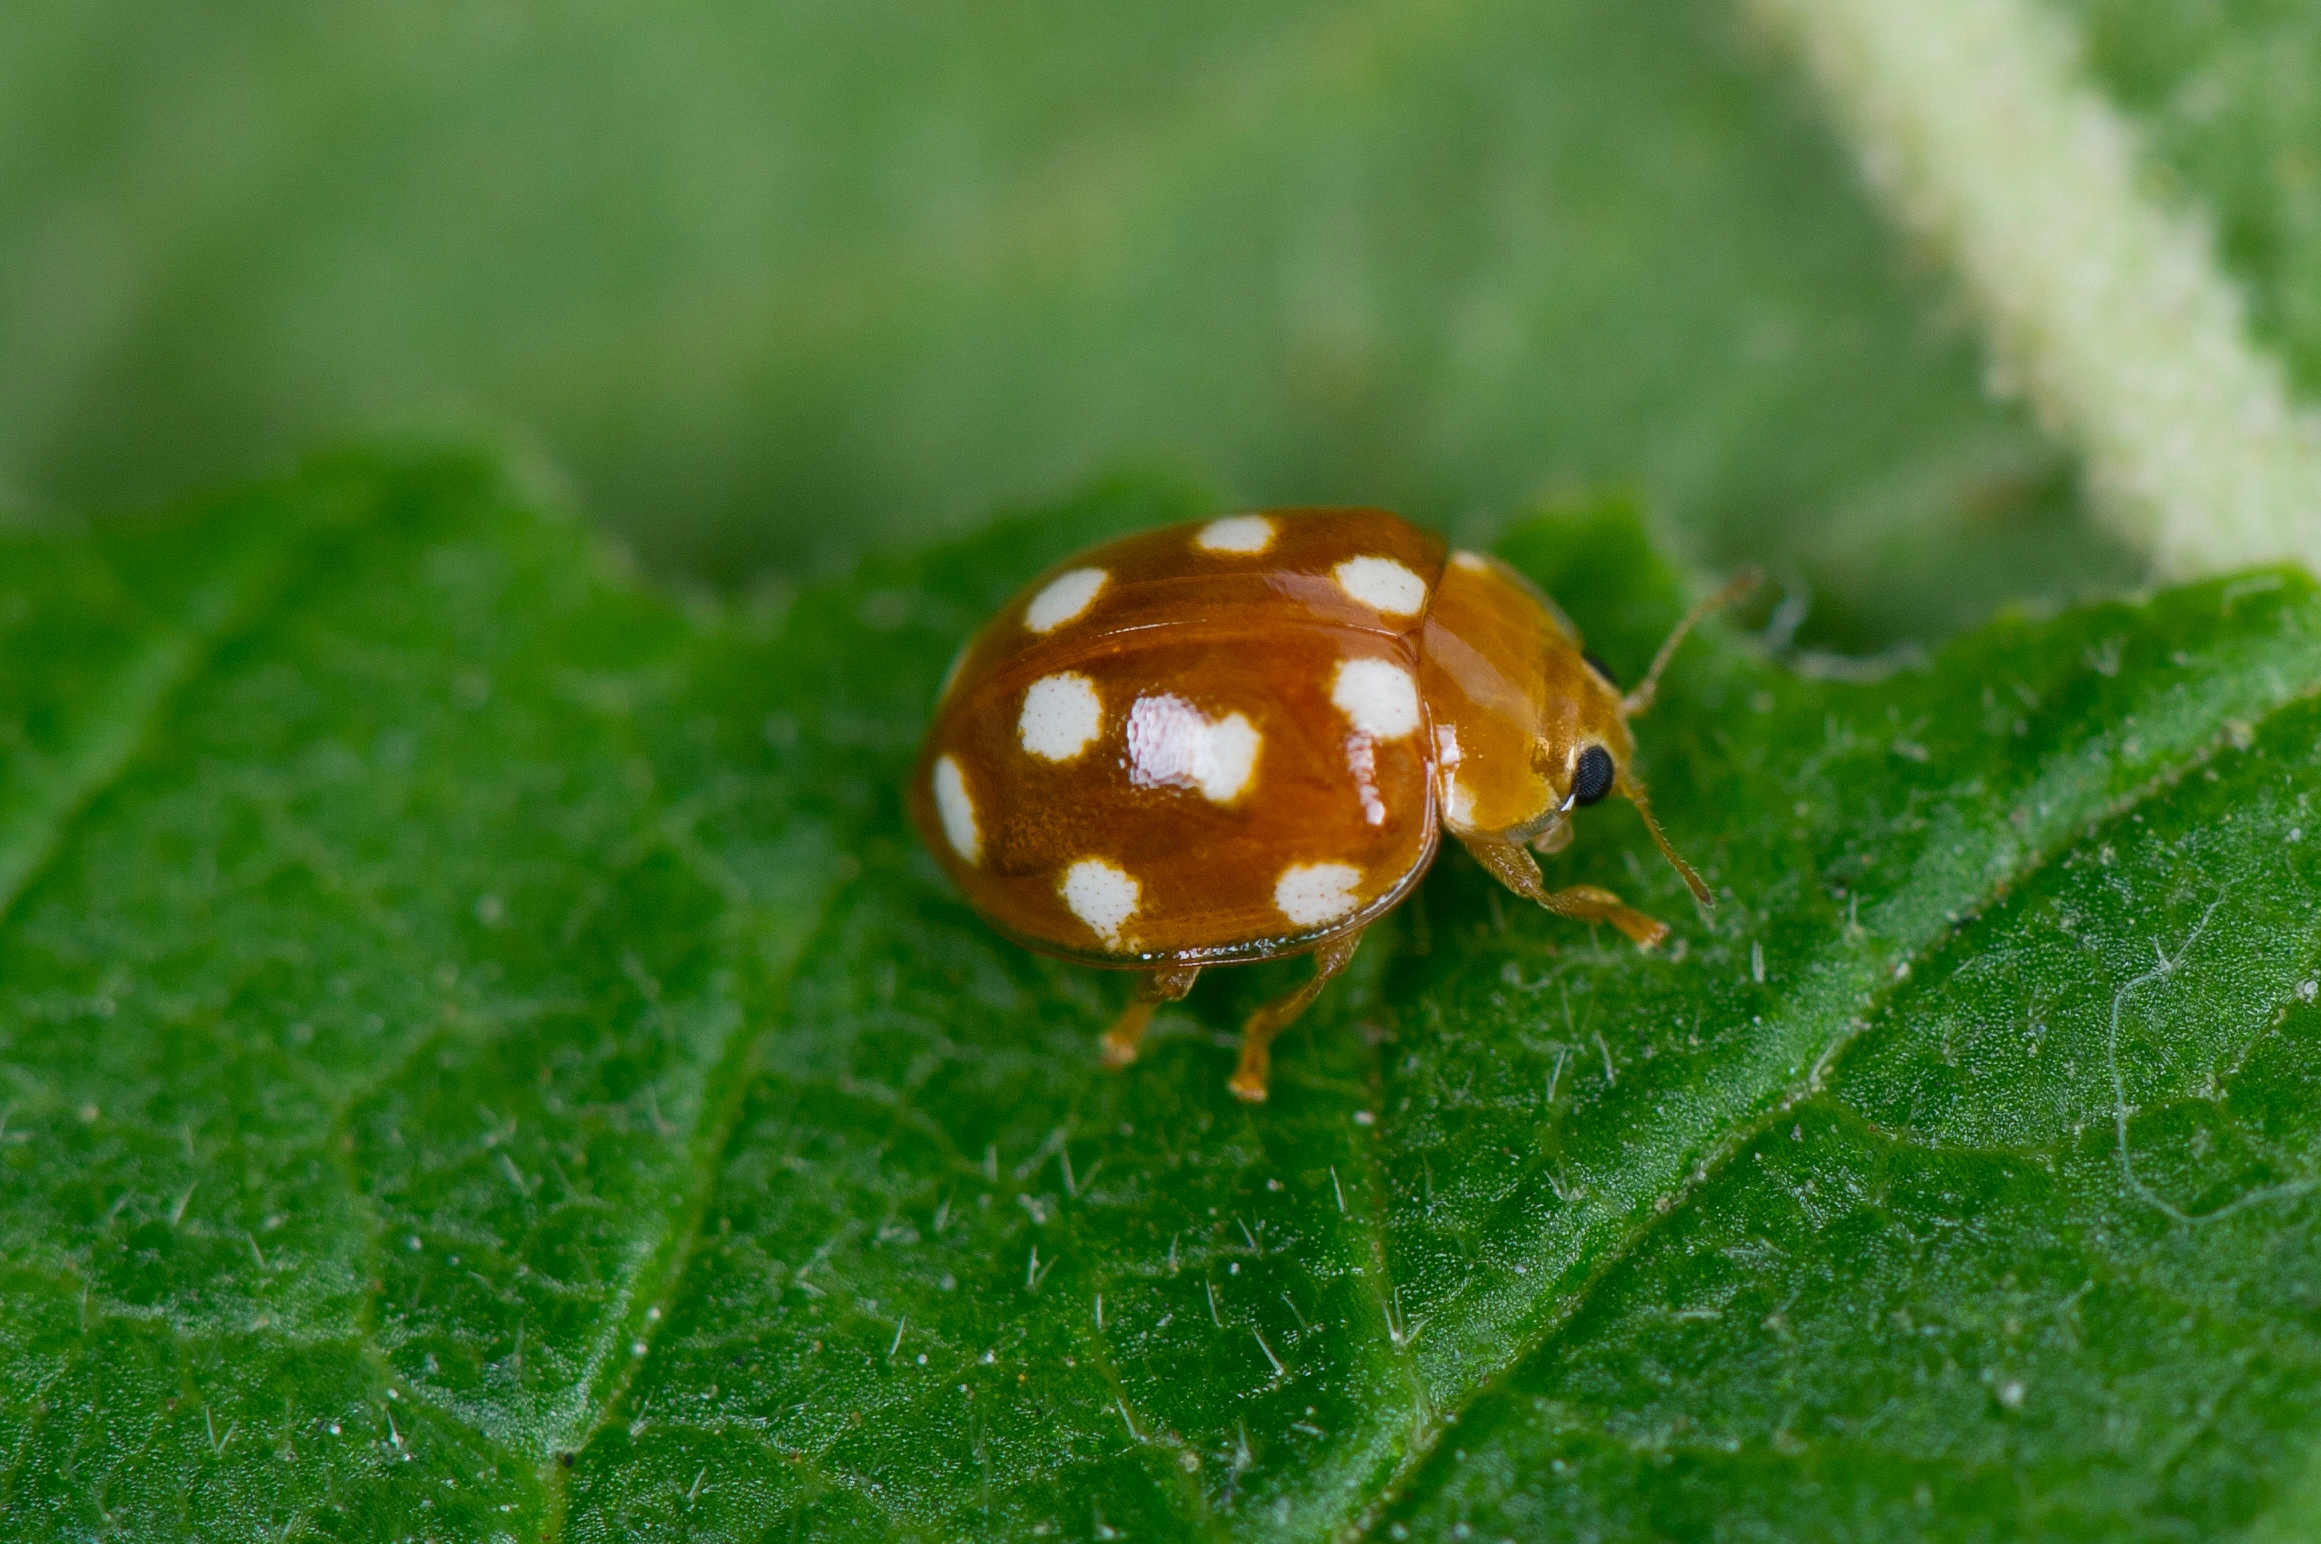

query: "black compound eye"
(1582, 651), (1619, 690)
(1570, 744), (1617, 807)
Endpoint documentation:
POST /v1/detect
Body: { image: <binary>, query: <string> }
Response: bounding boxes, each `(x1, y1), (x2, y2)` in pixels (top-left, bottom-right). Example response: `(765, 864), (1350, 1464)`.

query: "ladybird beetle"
(910, 509), (1753, 1101)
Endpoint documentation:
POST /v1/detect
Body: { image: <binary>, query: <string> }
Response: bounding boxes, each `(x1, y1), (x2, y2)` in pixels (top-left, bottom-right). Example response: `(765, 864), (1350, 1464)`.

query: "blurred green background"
(0, 0), (2150, 646)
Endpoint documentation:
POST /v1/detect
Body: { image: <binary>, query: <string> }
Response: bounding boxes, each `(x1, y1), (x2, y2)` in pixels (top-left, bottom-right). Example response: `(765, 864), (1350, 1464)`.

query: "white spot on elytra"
(1019, 673), (1103, 761)
(1195, 515), (1275, 554)
(1450, 549), (1492, 572)
(1127, 694), (1259, 803)
(1331, 657), (1422, 740)
(1275, 863), (1362, 927)
(933, 755), (980, 864)
(1061, 858), (1140, 947)
(1332, 555), (1427, 617)
(1025, 568), (1107, 633)
(1347, 735), (1385, 825)
(1435, 725), (1475, 828)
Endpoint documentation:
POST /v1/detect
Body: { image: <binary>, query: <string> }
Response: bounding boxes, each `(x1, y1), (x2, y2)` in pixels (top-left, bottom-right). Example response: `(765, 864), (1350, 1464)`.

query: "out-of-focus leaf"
(2059, 0), (2321, 397)
(0, 0), (2129, 642)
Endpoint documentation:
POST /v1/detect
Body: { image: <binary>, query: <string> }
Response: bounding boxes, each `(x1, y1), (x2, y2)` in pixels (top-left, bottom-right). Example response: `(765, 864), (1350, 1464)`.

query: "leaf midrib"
(535, 842), (858, 1535)
(454, 672), (863, 1530)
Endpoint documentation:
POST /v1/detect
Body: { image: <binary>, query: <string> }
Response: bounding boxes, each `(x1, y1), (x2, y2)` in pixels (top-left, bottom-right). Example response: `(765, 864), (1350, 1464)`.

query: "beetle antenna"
(1621, 566), (1761, 718)
(1621, 774), (1712, 906)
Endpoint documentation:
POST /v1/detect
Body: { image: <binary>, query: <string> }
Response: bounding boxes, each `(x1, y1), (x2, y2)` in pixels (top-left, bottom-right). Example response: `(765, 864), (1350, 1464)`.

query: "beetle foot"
(1538, 884), (1669, 950)
(1101, 1003), (1153, 1067)
(1227, 1042), (1271, 1102)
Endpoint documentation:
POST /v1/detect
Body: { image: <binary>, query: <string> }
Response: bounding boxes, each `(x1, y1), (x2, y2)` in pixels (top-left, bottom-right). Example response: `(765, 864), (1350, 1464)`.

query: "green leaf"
(0, 0), (2130, 642)
(8, 454), (2321, 1539)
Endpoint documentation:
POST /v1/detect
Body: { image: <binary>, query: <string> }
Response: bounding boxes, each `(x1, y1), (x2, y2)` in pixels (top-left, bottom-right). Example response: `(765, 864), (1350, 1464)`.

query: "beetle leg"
(1453, 832), (1668, 950)
(1535, 884), (1668, 950)
(1228, 929), (1363, 1103)
(1102, 966), (1201, 1067)
(1454, 831), (1556, 903)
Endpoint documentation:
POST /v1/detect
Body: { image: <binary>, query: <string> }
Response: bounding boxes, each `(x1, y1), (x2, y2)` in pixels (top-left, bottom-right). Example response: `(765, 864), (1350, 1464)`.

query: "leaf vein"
(1351, 662), (2321, 1536)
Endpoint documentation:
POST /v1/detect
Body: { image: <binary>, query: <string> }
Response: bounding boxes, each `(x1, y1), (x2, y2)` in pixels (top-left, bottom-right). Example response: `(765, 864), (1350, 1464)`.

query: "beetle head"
(1507, 583), (1756, 907)
(1427, 556), (1752, 908)
(1500, 648), (1711, 906)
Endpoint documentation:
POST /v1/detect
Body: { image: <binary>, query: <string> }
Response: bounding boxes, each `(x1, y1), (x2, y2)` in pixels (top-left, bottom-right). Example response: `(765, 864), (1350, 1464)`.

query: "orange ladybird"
(909, 509), (1751, 1101)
